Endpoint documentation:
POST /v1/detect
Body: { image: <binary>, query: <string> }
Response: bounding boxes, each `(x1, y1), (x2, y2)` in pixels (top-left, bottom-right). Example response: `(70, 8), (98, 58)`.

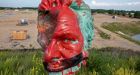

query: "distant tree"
(92, 9), (108, 14)
(108, 10), (115, 15)
(0, 7), (5, 10)
(134, 11), (140, 19)
(117, 11), (121, 15)
(96, 9), (106, 14)
(128, 12), (133, 17)
(91, 9), (95, 13)
(122, 12), (126, 16)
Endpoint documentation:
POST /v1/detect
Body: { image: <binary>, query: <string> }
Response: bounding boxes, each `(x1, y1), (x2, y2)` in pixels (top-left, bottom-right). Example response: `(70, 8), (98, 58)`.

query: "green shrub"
(99, 31), (111, 39)
(0, 48), (140, 75)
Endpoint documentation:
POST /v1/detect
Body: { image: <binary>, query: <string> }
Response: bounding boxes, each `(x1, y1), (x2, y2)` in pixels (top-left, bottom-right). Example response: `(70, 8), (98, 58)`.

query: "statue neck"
(49, 63), (81, 75)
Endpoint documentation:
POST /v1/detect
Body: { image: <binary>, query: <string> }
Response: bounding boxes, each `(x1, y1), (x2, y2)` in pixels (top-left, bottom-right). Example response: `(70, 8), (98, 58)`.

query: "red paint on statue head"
(38, 0), (86, 72)
(43, 6), (84, 71)
(39, 0), (73, 11)
(39, 0), (82, 11)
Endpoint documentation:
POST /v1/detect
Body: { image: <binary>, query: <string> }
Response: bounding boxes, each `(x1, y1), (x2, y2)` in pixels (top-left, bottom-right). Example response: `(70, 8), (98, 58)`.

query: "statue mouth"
(47, 60), (64, 71)
(43, 53), (83, 72)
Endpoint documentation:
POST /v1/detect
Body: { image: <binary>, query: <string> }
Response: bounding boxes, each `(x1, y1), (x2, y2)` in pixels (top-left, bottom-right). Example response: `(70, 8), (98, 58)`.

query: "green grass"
(102, 21), (140, 45)
(76, 47), (140, 75)
(95, 27), (111, 39)
(0, 48), (140, 75)
(99, 31), (111, 39)
(0, 50), (47, 75)
(102, 21), (140, 36)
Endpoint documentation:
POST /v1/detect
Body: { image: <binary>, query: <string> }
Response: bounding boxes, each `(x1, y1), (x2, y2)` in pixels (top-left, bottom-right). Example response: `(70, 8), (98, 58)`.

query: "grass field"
(0, 48), (140, 75)
(102, 21), (140, 45)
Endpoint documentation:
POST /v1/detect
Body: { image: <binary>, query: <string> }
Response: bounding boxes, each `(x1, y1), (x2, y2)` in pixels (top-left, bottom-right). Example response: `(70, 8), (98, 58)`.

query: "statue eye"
(71, 40), (78, 44)
(64, 39), (78, 44)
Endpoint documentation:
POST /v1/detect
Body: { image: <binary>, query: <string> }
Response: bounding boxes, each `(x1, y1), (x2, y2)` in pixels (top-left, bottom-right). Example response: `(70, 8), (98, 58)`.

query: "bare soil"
(0, 10), (140, 51)
(0, 10), (40, 49)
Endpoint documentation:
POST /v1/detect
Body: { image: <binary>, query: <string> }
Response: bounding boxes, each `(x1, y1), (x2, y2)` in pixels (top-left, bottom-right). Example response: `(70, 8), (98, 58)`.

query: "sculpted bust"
(37, 0), (94, 75)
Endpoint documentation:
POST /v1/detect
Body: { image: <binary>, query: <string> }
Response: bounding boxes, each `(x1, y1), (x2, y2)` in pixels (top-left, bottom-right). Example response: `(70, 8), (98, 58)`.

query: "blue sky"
(0, 0), (140, 11)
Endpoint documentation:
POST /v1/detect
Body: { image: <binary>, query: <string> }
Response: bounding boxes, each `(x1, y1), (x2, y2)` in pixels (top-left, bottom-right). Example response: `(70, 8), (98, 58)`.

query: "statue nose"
(44, 51), (62, 62)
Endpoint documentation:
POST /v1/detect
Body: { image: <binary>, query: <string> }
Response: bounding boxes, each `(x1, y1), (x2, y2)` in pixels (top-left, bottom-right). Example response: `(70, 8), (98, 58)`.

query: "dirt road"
(93, 14), (140, 51)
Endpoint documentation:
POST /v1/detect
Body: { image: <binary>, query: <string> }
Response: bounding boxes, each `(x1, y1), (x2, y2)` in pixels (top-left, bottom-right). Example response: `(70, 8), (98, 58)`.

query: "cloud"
(91, 0), (140, 6)
(127, 2), (140, 5)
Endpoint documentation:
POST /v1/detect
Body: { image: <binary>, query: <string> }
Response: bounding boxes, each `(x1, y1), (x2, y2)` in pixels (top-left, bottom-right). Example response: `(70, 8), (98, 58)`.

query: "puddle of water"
(132, 34), (140, 41)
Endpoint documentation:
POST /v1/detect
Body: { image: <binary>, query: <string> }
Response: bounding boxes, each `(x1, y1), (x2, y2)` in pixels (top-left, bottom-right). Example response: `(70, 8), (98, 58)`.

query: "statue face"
(43, 7), (84, 72)
(38, 0), (94, 74)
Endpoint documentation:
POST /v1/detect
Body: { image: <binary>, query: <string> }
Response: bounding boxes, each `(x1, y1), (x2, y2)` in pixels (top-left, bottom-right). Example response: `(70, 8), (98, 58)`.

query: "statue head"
(37, 0), (94, 75)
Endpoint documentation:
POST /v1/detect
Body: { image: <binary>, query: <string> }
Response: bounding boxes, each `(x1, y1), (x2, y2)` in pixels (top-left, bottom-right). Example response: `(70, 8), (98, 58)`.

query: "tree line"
(91, 9), (140, 19)
(0, 7), (140, 19)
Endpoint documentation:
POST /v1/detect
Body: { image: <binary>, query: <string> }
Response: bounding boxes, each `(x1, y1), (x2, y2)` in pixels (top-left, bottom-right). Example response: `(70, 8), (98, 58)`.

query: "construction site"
(0, 9), (40, 50)
(0, 9), (140, 51)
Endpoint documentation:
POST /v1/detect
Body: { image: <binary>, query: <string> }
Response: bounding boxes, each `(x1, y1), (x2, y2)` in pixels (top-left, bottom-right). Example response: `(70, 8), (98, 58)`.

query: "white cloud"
(91, 0), (140, 6)
(127, 2), (140, 5)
